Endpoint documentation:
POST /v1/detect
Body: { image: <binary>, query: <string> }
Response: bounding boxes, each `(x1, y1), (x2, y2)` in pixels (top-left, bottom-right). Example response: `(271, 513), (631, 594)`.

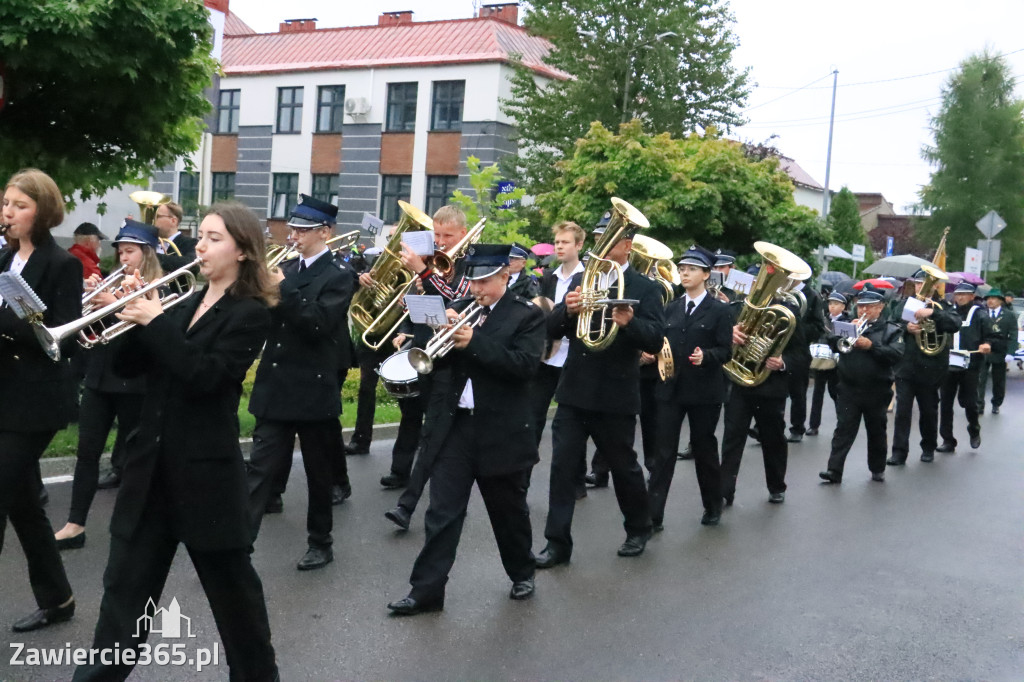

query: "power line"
(742, 73), (834, 111)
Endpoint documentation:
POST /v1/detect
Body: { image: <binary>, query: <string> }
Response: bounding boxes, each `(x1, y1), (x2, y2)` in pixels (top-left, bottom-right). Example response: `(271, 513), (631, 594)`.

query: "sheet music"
(832, 320), (857, 340)
(405, 294), (448, 327)
(901, 297), (926, 322)
(401, 231), (435, 257)
(0, 272), (47, 319)
(708, 271), (724, 289)
(724, 269), (755, 295)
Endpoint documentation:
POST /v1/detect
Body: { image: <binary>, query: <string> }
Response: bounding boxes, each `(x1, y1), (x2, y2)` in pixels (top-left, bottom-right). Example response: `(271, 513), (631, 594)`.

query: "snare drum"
(377, 350), (420, 398)
(809, 343), (838, 370)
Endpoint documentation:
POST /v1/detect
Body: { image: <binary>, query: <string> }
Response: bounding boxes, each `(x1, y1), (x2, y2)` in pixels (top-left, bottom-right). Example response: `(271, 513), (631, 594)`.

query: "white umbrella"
(862, 254), (933, 278)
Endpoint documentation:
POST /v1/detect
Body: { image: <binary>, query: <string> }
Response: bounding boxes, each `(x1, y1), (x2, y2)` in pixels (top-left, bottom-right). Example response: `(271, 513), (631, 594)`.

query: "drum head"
(379, 349), (418, 382)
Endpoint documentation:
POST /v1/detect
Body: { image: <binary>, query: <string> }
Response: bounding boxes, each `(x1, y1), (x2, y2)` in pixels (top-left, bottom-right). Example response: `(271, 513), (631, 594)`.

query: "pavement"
(2, 377), (1023, 681)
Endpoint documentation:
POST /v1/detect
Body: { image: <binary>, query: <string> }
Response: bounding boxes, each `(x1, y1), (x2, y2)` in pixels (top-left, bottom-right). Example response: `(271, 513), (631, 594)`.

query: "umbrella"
(862, 254), (933, 278)
(854, 278), (896, 290)
(946, 271), (985, 286)
(531, 243), (554, 257)
(832, 278), (858, 296)
(820, 271), (850, 286)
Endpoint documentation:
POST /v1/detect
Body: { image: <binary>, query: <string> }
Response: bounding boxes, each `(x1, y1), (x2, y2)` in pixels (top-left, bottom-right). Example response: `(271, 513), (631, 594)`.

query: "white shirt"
(683, 289), (707, 312)
(508, 271), (520, 287)
(456, 293), (504, 409)
(543, 260), (585, 368)
(299, 246), (329, 270)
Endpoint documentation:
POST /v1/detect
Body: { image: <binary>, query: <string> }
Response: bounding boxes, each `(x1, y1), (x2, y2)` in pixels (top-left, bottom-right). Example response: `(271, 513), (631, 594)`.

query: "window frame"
(271, 173), (300, 218)
(211, 172), (235, 202)
(276, 86), (304, 134)
(430, 80), (465, 131)
(312, 174), (339, 206)
(316, 85), (346, 133)
(178, 172), (200, 218)
(385, 82), (418, 132)
(380, 175), (412, 224)
(425, 175), (459, 216)
(217, 89), (240, 134)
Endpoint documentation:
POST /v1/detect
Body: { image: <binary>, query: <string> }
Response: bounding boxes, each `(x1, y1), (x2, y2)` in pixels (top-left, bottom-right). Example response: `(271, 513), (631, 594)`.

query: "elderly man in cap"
(387, 244), (545, 615)
(888, 270), (961, 466)
(819, 286), (904, 484)
(976, 288), (1015, 415)
(246, 194), (354, 571)
(69, 222), (107, 279)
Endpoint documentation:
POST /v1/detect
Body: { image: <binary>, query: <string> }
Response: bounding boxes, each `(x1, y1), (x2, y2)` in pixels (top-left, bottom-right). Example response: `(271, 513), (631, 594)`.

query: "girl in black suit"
(0, 168), (81, 632)
(73, 202), (280, 682)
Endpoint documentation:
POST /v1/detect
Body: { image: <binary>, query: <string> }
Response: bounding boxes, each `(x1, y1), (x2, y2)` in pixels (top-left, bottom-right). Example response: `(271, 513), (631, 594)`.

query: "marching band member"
(819, 286), (904, 484)
(807, 291), (851, 437)
(535, 221), (664, 567)
(888, 270), (961, 465)
(387, 244), (544, 614)
(785, 280), (825, 443)
(74, 202), (278, 681)
(647, 246), (733, 530)
(1, 168), (80, 633)
(247, 195), (353, 571)
(506, 242), (540, 299)
(976, 288), (1015, 415)
(153, 201), (199, 272)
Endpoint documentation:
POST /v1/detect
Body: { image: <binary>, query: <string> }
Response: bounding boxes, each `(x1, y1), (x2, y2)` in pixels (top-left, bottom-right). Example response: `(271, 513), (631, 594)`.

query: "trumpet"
(82, 265), (128, 313)
(407, 301), (486, 374)
(0, 222), (9, 237)
(33, 258), (203, 362)
(428, 219), (485, 279)
(837, 314), (869, 353)
(266, 230), (360, 272)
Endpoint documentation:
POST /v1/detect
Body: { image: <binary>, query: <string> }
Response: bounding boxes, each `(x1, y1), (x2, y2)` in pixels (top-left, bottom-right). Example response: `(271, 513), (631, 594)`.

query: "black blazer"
(0, 236), (82, 432)
(508, 271), (540, 300)
(550, 267), (665, 414)
(655, 294), (734, 405)
(249, 253), (353, 421)
(110, 292), (270, 551)
(156, 232), (199, 272)
(421, 293), (545, 477)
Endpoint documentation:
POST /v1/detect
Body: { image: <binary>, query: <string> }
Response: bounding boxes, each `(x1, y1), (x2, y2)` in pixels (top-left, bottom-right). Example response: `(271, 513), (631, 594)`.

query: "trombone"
(266, 230), (360, 272)
(406, 301), (486, 374)
(427, 219), (485, 279)
(82, 265), (127, 314)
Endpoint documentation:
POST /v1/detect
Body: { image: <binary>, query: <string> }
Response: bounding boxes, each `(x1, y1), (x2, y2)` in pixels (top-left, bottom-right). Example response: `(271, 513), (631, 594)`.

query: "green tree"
(448, 156), (533, 246)
(536, 121), (830, 265)
(0, 0), (218, 201)
(825, 186), (870, 275)
(917, 51), (1024, 275)
(502, 0), (751, 193)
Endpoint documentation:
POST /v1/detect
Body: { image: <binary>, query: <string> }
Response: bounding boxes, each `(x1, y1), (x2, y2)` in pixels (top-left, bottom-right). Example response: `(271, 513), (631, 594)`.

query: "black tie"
(298, 260), (307, 273)
(478, 305), (490, 326)
(686, 301), (695, 316)
(991, 309), (996, 318)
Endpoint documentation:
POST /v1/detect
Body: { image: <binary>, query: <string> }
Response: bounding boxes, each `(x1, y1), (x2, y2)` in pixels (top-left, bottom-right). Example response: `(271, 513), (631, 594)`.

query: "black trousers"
(592, 375), (659, 475)
(808, 368), (839, 430)
(892, 376), (940, 461)
(787, 362), (810, 435)
(389, 395), (425, 478)
(720, 390), (788, 499)
(408, 413), (534, 601)
(351, 344), (390, 448)
(940, 369), (981, 445)
(267, 419), (350, 498)
(543, 405), (652, 555)
(68, 388), (143, 526)
(827, 384), (892, 476)
(977, 360), (1007, 409)
(247, 419), (340, 548)
(0, 430), (72, 612)
(528, 363), (561, 446)
(648, 401), (722, 525)
(72, 500), (277, 682)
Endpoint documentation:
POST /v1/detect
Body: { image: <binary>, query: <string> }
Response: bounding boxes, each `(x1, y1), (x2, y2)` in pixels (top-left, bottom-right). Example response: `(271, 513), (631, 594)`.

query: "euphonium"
(917, 231), (951, 355)
(577, 197), (650, 352)
(429, 218), (485, 279)
(629, 234), (678, 305)
(723, 241), (811, 387)
(349, 201), (433, 350)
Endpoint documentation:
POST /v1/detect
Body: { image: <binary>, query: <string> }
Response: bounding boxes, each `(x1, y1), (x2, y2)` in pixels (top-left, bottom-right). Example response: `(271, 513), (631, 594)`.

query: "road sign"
(851, 244), (866, 263)
(978, 238), (1001, 273)
(885, 236), (893, 257)
(964, 246), (982, 276)
(976, 210), (1006, 238)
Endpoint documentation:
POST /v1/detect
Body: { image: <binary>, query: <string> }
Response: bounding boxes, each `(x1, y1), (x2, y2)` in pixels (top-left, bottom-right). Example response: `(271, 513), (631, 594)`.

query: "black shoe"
(387, 595), (444, 616)
(819, 469), (842, 484)
(55, 532), (86, 551)
(700, 509), (721, 526)
(617, 532), (652, 556)
(264, 495), (283, 514)
(509, 578), (535, 601)
(676, 445), (693, 460)
(584, 472), (608, 488)
(992, 405), (1000, 415)
(331, 484), (352, 505)
(886, 455), (907, 466)
(574, 485), (588, 500)
(970, 434), (981, 449)
(12, 600), (75, 632)
(786, 431), (803, 443)
(345, 442), (370, 455)
(936, 442), (956, 454)
(297, 546), (333, 571)
(871, 472), (885, 482)
(96, 471), (121, 490)
(722, 493), (734, 507)
(384, 506), (412, 531)
(380, 473), (409, 490)
(806, 428), (819, 436)
(748, 427), (761, 442)
(768, 492), (785, 504)
(920, 452), (935, 463)
(652, 522), (664, 533)
(535, 545), (570, 568)
(978, 407), (985, 415)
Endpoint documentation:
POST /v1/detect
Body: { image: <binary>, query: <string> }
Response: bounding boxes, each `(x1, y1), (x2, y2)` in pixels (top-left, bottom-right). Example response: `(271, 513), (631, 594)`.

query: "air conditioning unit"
(344, 97), (371, 116)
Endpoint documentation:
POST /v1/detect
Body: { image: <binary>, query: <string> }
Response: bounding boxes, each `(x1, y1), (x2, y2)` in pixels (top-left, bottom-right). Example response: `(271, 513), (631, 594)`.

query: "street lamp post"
(578, 29), (677, 124)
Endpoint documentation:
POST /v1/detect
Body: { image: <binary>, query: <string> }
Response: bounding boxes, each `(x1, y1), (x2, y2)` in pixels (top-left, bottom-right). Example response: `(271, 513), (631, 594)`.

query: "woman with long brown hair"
(0, 168), (80, 632)
(73, 202), (279, 682)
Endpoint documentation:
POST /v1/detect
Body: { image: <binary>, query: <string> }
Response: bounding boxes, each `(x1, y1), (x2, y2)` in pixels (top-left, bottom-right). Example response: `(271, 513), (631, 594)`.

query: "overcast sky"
(228, 0), (1024, 214)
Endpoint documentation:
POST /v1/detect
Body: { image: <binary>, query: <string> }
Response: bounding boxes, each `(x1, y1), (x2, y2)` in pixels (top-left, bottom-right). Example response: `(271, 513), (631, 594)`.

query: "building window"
(431, 81), (465, 131)
(277, 86), (303, 134)
(217, 89), (240, 134)
(317, 85), (346, 133)
(312, 174), (339, 206)
(380, 175), (412, 224)
(211, 172), (235, 202)
(178, 172), (199, 217)
(272, 173), (299, 218)
(425, 176), (459, 216)
(386, 82), (418, 132)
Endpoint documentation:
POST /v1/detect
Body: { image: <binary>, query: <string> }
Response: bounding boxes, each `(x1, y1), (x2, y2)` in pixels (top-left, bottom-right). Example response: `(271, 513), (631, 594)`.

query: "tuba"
(629, 234), (678, 305)
(917, 230), (951, 356)
(577, 197), (650, 352)
(723, 241), (811, 387)
(349, 201), (433, 350)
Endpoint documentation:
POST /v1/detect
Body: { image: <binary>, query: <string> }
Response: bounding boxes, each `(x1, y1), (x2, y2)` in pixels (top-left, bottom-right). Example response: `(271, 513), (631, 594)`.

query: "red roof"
(224, 11), (256, 36)
(777, 156), (823, 190)
(221, 18), (567, 79)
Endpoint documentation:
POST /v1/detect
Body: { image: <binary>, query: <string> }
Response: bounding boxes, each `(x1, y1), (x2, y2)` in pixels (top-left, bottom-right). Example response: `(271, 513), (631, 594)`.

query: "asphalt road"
(3, 374), (1023, 681)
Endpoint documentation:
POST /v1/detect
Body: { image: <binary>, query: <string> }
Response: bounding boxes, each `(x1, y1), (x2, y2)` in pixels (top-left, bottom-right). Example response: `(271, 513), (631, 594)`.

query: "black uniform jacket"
(550, 267), (665, 414)
(788, 287), (826, 371)
(827, 316), (905, 389)
(731, 297), (803, 400)
(950, 303), (999, 371)
(508, 271), (540, 300)
(894, 299), (961, 382)
(110, 293), (270, 551)
(655, 294), (734, 405)
(985, 307), (1017, 359)
(84, 341), (147, 394)
(420, 292), (545, 477)
(156, 232), (199, 273)
(0, 236), (82, 432)
(249, 253), (353, 421)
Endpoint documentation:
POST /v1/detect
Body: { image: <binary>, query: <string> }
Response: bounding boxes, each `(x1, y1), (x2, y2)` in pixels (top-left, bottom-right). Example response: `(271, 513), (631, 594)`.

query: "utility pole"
(821, 69), (839, 217)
